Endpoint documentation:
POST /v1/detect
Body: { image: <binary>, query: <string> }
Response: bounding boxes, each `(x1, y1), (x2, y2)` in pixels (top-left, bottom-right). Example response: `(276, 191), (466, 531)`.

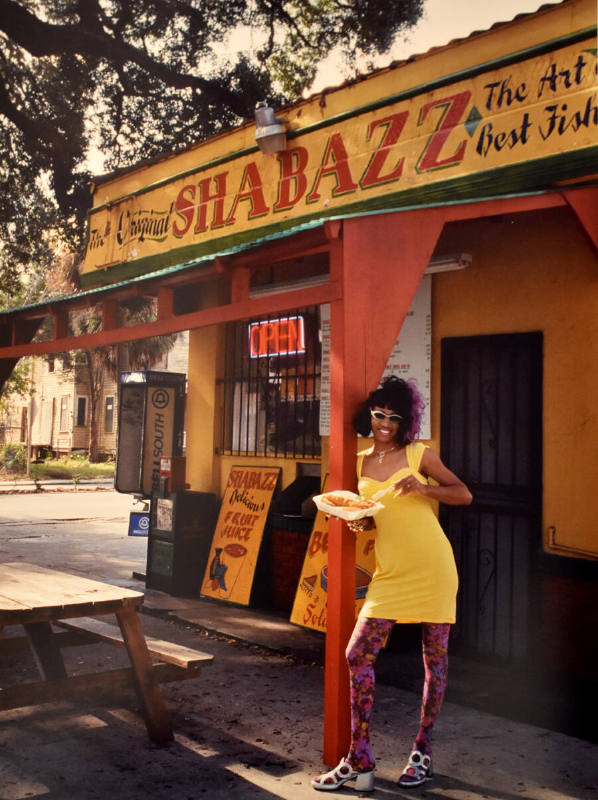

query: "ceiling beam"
(0, 280), (343, 360)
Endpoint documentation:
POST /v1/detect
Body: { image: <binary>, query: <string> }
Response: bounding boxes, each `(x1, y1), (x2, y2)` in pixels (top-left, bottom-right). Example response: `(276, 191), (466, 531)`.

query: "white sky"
(310, 0), (559, 92)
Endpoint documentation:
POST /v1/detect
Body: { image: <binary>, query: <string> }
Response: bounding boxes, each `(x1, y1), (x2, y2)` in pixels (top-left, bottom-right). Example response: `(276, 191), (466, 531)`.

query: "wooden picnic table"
(0, 561), (173, 743)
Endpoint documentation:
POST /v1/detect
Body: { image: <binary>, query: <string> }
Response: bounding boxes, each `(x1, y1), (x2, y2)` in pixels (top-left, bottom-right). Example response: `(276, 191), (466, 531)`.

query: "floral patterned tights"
(345, 617), (450, 771)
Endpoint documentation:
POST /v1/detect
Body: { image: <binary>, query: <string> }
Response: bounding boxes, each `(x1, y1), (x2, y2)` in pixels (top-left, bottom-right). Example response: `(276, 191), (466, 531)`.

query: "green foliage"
(0, 359), (32, 413)
(29, 462), (42, 487)
(36, 457), (114, 481)
(0, 452), (114, 480)
(0, 443), (27, 473)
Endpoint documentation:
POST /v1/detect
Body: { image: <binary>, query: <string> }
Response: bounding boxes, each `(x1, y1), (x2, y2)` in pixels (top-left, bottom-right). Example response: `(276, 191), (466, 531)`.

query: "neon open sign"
(249, 316), (306, 358)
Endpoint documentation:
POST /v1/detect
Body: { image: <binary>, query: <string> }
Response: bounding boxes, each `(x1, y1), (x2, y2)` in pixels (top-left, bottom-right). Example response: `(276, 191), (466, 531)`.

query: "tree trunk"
(85, 352), (102, 463)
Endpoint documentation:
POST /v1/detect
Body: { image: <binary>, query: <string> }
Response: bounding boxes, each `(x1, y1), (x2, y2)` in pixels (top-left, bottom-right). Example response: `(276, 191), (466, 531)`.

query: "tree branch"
(0, 0), (248, 114)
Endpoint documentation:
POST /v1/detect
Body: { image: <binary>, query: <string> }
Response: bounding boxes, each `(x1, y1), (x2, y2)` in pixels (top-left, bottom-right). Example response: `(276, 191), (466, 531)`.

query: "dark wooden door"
(440, 333), (542, 660)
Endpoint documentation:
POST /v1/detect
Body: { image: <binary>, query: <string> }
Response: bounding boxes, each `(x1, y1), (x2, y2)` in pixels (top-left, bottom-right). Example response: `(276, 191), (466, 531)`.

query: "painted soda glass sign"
(291, 487), (377, 632)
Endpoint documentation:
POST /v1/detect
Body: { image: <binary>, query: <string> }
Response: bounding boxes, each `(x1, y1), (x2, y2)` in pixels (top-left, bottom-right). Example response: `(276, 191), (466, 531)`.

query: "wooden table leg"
(115, 606), (173, 744)
(24, 622), (68, 681)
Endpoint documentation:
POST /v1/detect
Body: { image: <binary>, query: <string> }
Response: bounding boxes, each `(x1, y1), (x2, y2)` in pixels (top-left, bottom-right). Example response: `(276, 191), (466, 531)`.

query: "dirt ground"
(2, 612), (597, 800)
(0, 614), (327, 800)
(1, 490), (596, 800)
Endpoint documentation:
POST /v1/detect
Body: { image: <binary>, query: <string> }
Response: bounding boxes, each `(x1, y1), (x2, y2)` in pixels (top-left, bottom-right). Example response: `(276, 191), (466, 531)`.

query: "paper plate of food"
(313, 491), (384, 521)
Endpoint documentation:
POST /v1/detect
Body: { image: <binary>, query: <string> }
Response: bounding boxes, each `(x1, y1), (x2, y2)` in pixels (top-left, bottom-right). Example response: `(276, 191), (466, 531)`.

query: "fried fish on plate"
(313, 491), (383, 520)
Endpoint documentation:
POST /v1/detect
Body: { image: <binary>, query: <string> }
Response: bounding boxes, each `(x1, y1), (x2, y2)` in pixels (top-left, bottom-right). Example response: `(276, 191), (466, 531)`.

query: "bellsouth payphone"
(115, 370), (186, 497)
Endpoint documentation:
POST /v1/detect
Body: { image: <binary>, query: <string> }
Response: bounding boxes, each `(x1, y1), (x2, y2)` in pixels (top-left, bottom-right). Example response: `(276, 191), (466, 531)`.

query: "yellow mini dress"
(357, 441), (458, 624)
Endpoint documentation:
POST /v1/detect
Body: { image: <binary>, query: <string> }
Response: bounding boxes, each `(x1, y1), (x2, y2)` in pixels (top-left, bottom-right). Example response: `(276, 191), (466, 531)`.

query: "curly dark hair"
(353, 375), (424, 446)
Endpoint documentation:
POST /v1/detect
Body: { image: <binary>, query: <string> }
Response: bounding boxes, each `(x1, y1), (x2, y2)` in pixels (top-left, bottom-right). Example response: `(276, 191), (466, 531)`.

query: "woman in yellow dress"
(313, 376), (472, 792)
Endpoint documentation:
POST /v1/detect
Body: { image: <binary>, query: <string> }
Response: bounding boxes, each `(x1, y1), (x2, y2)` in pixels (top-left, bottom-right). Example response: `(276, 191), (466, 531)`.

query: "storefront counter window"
(218, 306), (321, 458)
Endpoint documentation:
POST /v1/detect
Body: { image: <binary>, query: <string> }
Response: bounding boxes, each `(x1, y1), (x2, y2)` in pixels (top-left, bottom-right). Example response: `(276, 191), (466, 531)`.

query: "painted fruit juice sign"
(201, 466), (280, 606)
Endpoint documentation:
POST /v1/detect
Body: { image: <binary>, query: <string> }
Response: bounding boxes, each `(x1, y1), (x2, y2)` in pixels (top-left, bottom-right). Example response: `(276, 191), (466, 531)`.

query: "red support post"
(324, 232), (358, 765)
(102, 299), (119, 331)
(323, 209), (446, 766)
(157, 287), (174, 321)
(563, 188), (598, 251)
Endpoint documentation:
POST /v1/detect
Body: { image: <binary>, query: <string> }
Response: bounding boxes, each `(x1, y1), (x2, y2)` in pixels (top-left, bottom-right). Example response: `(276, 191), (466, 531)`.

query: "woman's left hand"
(391, 449), (473, 506)
(393, 476), (427, 498)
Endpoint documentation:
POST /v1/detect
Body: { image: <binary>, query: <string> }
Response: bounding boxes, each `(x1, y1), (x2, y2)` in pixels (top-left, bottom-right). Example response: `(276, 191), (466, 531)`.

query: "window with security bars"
(218, 306), (321, 458)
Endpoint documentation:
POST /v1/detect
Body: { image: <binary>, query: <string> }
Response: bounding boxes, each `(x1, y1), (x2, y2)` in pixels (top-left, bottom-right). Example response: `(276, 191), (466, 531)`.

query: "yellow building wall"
(186, 324), (222, 493)
(186, 205), (597, 560)
(430, 206), (598, 559)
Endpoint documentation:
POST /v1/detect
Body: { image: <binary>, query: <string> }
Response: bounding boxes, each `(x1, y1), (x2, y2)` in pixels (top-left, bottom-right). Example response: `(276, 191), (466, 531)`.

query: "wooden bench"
(1, 618), (214, 714)
(56, 616), (214, 674)
(0, 618), (213, 713)
(0, 562), (206, 743)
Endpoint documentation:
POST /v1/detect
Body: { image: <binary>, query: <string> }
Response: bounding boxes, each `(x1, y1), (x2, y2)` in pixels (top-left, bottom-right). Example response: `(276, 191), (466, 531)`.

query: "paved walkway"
(0, 488), (596, 799)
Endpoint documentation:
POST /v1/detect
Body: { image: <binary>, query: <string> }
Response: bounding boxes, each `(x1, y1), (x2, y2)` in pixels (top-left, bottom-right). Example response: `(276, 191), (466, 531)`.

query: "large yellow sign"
(82, 37), (597, 286)
(201, 466), (280, 606)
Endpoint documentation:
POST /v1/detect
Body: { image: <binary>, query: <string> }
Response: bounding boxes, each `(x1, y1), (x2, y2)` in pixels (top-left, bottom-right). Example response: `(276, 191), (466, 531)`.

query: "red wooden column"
(324, 208), (446, 766)
(563, 187), (598, 251)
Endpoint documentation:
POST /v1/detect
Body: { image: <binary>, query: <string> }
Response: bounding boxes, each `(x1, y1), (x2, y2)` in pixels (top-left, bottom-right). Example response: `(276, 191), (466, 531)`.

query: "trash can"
(267, 512), (314, 612)
(146, 489), (219, 596)
(255, 474), (320, 612)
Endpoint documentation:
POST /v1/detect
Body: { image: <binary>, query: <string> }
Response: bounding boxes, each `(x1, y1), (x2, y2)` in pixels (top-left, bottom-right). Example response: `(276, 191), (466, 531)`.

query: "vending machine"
(147, 485), (219, 595)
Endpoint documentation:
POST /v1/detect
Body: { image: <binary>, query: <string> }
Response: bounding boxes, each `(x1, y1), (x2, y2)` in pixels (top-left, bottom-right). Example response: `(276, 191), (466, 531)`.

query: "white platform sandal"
(312, 758), (375, 792)
(397, 749), (433, 787)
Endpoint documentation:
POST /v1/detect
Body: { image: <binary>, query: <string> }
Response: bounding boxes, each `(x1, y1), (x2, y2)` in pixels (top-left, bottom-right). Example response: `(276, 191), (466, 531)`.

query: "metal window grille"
(218, 306), (321, 458)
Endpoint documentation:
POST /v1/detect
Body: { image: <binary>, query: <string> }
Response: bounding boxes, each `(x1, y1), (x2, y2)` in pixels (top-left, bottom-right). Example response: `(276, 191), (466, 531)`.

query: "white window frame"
(104, 395), (115, 433)
(59, 395), (69, 432)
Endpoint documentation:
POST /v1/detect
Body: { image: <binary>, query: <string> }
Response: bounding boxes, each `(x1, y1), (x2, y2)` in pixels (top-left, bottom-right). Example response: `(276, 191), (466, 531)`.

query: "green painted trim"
(77, 145), (598, 291)
(87, 27), (595, 215)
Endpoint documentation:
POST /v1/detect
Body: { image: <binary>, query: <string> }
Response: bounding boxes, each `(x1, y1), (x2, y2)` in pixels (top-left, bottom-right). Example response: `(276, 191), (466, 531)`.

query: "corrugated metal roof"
(300, 1), (566, 99)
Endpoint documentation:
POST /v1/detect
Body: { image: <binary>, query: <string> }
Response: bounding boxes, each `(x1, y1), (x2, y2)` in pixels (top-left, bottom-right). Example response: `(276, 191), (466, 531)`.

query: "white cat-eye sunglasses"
(370, 409), (402, 424)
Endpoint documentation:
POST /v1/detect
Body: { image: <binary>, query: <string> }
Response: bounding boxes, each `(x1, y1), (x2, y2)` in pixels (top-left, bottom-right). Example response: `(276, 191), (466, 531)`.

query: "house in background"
(0, 332), (189, 460)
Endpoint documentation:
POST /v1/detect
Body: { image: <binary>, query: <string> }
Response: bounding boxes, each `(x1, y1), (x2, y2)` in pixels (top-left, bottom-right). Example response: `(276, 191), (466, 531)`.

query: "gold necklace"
(375, 446), (397, 464)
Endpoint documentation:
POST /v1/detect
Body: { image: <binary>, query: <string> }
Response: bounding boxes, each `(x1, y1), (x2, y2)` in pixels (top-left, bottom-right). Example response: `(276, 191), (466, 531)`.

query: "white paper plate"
(313, 491), (384, 521)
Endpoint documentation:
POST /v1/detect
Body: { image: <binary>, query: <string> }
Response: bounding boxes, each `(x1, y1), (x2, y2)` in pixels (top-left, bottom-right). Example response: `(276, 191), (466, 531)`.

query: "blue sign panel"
(128, 511), (150, 536)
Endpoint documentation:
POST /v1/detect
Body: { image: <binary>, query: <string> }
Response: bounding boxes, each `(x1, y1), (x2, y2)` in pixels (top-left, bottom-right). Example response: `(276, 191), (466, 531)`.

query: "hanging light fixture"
(255, 101), (287, 154)
(425, 253), (472, 273)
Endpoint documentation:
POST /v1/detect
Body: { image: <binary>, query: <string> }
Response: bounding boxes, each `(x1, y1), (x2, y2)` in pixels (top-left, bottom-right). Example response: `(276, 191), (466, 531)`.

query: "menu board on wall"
(318, 304), (331, 436)
(290, 485), (377, 632)
(201, 466), (281, 606)
(381, 275), (431, 439)
(319, 275), (431, 439)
